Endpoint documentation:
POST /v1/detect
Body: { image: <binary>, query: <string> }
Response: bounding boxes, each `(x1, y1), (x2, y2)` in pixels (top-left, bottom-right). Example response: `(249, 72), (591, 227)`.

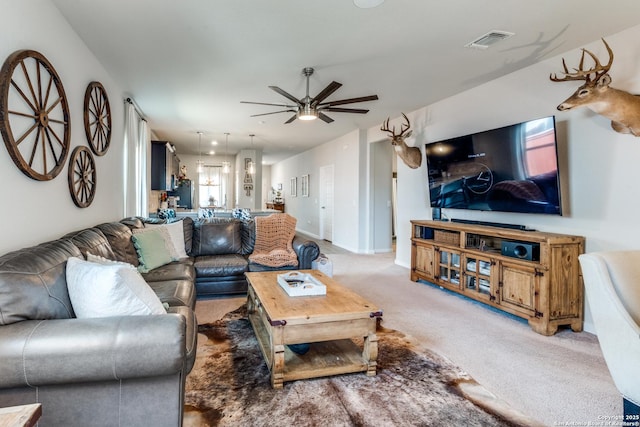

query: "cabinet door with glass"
(463, 255), (495, 302)
(436, 248), (461, 289)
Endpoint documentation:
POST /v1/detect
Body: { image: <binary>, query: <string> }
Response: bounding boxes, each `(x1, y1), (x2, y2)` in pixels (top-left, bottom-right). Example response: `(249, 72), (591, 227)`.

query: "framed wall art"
(290, 177), (297, 197)
(301, 174), (309, 197)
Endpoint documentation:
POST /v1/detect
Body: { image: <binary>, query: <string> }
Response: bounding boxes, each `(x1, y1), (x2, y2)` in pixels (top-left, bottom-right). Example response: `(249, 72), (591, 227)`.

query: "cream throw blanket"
(249, 213), (298, 267)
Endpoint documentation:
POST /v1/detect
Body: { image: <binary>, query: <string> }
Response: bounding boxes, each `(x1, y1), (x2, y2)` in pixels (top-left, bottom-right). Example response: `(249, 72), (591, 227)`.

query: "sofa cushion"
(180, 217), (194, 255)
(194, 254), (248, 277)
(148, 279), (196, 309)
(95, 222), (140, 266)
(66, 257), (166, 318)
(62, 228), (115, 260)
(131, 228), (175, 273)
(191, 220), (242, 256)
(0, 239), (80, 325)
(142, 259), (196, 283)
(239, 219), (256, 255)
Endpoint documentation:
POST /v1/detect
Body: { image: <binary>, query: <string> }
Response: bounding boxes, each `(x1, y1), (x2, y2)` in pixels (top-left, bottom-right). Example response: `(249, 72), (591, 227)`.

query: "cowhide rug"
(184, 306), (540, 427)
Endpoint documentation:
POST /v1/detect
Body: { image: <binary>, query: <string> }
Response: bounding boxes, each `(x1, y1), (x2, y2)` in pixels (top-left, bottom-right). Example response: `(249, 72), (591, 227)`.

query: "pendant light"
(196, 131), (203, 173)
(248, 134), (256, 175)
(222, 133), (230, 174)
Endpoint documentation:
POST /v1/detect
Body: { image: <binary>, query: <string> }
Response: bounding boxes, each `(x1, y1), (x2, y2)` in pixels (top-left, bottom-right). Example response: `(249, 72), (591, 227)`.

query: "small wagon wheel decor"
(68, 146), (96, 208)
(84, 81), (111, 156)
(0, 50), (71, 180)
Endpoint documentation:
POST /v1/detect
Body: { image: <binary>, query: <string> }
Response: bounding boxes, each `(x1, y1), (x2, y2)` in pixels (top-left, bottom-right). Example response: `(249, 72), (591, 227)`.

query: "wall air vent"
(465, 30), (514, 49)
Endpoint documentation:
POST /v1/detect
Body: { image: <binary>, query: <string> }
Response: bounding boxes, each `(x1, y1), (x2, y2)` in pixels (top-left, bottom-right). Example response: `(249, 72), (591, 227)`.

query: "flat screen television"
(426, 116), (562, 215)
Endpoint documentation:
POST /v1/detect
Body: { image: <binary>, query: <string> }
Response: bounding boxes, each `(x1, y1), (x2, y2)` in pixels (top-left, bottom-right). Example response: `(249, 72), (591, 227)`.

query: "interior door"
(319, 164), (334, 241)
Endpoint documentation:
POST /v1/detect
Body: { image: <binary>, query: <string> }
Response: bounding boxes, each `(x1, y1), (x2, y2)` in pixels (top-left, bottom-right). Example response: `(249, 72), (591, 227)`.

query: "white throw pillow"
(143, 222), (188, 259)
(66, 256), (166, 318)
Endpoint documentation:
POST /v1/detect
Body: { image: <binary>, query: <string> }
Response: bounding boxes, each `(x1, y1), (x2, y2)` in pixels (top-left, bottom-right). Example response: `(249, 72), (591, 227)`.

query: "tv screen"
(426, 116), (562, 215)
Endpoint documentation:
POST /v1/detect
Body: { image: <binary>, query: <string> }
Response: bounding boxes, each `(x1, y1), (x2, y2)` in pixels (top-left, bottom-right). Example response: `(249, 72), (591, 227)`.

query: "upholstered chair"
(579, 251), (640, 417)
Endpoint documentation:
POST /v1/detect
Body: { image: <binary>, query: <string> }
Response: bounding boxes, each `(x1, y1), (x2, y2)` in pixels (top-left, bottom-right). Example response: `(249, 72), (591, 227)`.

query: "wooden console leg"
(363, 332), (378, 376)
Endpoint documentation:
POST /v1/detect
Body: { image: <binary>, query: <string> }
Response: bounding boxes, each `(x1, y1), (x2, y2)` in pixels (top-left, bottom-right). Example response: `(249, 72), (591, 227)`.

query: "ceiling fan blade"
(318, 112), (334, 123)
(310, 81), (342, 106)
(269, 86), (302, 105)
(250, 109), (296, 117)
(318, 94), (379, 107)
(284, 114), (298, 124)
(241, 101), (296, 108)
(322, 107), (369, 114)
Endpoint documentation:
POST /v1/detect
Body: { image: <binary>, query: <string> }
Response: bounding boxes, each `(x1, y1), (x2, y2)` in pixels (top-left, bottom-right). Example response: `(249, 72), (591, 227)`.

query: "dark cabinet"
(170, 179), (194, 209)
(151, 141), (179, 191)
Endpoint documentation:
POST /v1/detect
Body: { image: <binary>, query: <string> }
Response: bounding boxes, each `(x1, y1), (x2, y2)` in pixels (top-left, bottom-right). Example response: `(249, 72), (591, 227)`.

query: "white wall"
(271, 130), (363, 252)
(0, 0), (126, 253)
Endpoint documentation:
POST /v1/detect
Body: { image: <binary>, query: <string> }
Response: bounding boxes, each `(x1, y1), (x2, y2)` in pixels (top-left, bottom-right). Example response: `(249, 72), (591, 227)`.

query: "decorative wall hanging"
(301, 174), (309, 197)
(84, 81), (111, 155)
(0, 49), (71, 180)
(290, 177), (297, 197)
(243, 157), (254, 196)
(550, 38), (640, 136)
(68, 146), (96, 208)
(380, 113), (422, 169)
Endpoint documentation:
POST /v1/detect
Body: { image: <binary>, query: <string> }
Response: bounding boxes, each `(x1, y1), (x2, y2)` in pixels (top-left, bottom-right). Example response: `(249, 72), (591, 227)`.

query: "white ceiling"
(51, 0), (640, 164)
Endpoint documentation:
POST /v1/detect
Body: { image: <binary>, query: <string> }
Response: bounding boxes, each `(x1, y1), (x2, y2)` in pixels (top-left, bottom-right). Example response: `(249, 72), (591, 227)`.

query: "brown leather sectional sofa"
(0, 215), (319, 426)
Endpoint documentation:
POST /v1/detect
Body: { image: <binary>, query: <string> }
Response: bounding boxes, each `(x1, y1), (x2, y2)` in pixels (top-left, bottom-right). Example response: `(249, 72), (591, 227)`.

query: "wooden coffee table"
(245, 270), (382, 388)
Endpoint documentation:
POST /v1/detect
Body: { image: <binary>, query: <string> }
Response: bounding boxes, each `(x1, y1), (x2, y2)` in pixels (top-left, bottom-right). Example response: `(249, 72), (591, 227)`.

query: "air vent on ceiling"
(465, 30), (514, 49)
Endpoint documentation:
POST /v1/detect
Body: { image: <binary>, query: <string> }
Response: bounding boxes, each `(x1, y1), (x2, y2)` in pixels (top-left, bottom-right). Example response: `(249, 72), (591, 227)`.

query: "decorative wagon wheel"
(68, 146), (96, 208)
(84, 81), (111, 156)
(0, 50), (70, 180)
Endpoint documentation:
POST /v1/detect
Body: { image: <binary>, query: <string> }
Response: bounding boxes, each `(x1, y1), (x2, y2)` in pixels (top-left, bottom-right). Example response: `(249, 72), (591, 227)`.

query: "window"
(198, 165), (228, 208)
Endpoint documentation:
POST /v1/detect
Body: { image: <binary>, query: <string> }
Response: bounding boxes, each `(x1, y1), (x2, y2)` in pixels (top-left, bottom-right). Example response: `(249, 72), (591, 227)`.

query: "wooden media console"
(410, 220), (585, 335)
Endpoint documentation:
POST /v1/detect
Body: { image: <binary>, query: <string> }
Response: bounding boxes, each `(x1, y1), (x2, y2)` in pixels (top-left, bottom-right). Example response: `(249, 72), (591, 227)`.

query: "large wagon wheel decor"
(0, 50), (71, 180)
(68, 146), (96, 208)
(84, 81), (111, 156)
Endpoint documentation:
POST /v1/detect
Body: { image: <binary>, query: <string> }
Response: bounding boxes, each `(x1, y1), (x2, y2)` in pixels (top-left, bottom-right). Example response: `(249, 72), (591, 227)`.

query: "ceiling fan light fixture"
(298, 104), (318, 121)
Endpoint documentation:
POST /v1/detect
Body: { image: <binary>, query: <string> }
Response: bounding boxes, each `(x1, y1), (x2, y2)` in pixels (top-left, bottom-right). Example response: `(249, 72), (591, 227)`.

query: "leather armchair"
(579, 251), (640, 416)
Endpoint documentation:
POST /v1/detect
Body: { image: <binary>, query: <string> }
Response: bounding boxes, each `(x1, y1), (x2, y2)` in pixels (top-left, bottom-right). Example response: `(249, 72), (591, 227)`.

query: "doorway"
(319, 164), (334, 242)
(371, 140), (394, 253)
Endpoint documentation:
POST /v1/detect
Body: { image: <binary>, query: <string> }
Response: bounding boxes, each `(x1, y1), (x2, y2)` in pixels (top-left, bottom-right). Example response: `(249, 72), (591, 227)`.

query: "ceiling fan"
(241, 67), (378, 124)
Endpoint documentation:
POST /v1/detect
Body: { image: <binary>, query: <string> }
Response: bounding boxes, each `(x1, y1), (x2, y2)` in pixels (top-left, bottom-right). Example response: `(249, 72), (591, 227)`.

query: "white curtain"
(123, 100), (148, 217)
(136, 120), (150, 217)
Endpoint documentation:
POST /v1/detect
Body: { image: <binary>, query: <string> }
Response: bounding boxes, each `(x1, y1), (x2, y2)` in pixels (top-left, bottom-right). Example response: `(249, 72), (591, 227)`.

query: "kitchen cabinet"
(151, 141), (180, 191)
(410, 220), (585, 335)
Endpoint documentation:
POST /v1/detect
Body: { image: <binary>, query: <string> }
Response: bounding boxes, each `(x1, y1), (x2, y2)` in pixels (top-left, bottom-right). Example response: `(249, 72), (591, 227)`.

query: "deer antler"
(381, 113), (411, 137)
(550, 38), (613, 83)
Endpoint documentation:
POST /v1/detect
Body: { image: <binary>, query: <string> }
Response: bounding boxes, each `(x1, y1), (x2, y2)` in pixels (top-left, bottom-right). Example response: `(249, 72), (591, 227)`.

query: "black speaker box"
(501, 240), (540, 261)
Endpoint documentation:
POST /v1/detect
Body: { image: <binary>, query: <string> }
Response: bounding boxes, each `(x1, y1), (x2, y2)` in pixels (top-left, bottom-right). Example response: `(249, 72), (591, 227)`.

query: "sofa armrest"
(0, 314), (186, 388)
(292, 235), (320, 269)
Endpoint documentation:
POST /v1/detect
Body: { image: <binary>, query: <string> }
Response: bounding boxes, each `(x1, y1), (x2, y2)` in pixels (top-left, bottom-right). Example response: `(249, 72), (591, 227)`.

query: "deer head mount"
(381, 113), (422, 169)
(550, 38), (640, 136)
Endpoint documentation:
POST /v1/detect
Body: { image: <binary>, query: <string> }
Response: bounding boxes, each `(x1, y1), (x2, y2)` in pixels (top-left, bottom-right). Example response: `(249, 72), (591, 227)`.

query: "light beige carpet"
(193, 252), (621, 426)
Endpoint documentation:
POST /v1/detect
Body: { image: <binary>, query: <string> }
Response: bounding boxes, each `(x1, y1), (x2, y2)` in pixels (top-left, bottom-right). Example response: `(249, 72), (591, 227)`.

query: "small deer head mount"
(550, 38), (640, 136)
(381, 113), (422, 169)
